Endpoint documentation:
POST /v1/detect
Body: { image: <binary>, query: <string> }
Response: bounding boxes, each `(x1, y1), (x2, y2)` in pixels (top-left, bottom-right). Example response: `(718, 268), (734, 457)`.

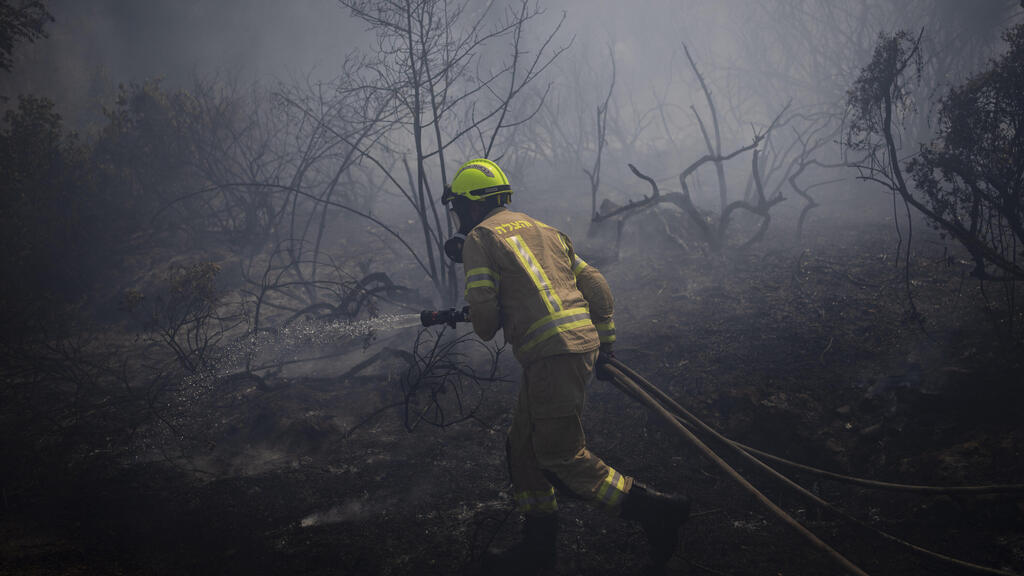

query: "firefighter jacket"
(462, 207), (616, 366)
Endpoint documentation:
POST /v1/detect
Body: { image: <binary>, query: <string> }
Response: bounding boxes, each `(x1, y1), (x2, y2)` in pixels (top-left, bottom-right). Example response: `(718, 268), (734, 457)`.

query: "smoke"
(300, 500), (372, 527)
(0, 0), (367, 124)
(2, 0), (1019, 271)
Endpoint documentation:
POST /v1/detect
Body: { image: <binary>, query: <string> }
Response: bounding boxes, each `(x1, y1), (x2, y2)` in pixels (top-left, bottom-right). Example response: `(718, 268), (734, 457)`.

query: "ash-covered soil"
(2, 215), (1022, 576)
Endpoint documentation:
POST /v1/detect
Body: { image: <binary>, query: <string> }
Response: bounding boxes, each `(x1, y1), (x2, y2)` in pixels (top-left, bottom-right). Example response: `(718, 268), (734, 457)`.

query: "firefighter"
(441, 158), (691, 573)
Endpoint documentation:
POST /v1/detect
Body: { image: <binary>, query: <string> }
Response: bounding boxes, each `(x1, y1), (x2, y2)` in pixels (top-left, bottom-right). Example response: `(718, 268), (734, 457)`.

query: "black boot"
(620, 482), (690, 566)
(482, 513), (558, 575)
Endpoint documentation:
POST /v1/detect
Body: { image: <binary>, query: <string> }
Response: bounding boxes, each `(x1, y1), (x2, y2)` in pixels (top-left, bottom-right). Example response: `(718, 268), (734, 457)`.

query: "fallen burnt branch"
(593, 99), (789, 256)
(763, 110), (848, 238)
(723, 149), (787, 249)
(590, 164), (709, 259)
(789, 160), (846, 239)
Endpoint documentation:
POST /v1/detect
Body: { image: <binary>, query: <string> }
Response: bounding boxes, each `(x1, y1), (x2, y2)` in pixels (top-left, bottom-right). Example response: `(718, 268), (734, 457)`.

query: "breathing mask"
(443, 197), (473, 263)
(444, 232), (467, 263)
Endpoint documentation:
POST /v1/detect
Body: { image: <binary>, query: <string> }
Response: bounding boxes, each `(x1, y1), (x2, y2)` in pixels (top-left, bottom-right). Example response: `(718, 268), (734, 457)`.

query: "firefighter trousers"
(507, 349), (633, 515)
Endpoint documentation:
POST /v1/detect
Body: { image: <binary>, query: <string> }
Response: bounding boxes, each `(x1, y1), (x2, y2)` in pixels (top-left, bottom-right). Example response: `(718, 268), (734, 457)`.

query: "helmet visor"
(449, 205), (461, 229)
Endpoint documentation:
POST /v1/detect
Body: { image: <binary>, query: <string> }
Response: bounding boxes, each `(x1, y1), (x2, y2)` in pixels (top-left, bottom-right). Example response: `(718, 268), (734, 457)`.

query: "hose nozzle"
(420, 306), (471, 328)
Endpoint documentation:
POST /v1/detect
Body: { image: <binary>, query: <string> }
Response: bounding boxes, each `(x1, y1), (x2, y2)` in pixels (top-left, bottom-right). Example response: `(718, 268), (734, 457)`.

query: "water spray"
(180, 312), (425, 388)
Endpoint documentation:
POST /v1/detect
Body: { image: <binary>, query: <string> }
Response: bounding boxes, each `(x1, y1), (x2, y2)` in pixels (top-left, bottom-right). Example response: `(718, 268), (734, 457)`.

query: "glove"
(594, 343), (615, 382)
(450, 305), (471, 327)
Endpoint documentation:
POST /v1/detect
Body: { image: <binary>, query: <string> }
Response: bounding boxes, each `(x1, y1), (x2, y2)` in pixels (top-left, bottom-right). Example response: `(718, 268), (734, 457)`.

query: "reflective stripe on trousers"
(595, 467), (628, 507)
(508, 350), (634, 514)
(515, 487), (558, 514)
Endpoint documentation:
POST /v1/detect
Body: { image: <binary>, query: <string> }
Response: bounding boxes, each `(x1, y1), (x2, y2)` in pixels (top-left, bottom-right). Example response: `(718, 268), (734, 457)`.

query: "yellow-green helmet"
(441, 158), (512, 204)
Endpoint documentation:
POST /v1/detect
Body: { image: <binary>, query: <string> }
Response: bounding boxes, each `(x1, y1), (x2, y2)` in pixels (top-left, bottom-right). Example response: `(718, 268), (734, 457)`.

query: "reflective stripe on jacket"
(462, 207), (614, 365)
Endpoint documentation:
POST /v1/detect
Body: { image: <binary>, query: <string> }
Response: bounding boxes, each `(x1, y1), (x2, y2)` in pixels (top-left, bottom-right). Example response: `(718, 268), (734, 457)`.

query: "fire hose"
(604, 358), (1024, 576)
(420, 310), (1024, 575)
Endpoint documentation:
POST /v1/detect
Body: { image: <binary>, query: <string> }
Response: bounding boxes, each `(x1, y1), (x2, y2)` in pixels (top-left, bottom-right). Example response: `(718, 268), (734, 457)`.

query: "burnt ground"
(2, 213), (1023, 576)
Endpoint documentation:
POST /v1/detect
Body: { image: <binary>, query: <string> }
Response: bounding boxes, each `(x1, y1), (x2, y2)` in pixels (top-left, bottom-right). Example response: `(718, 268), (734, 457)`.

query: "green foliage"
(908, 23), (1024, 280)
(0, 95), (97, 310)
(845, 30), (922, 153)
(96, 79), (304, 248)
(0, 0), (52, 72)
(846, 23), (1024, 340)
(0, 82), (209, 317)
(93, 80), (202, 233)
(0, 77), (298, 317)
(846, 23), (1024, 282)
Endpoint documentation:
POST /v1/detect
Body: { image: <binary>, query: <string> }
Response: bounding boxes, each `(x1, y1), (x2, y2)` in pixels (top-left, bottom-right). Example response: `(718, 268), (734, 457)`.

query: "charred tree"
(335, 0), (568, 305)
(593, 104), (788, 256)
